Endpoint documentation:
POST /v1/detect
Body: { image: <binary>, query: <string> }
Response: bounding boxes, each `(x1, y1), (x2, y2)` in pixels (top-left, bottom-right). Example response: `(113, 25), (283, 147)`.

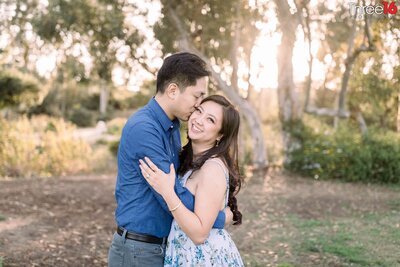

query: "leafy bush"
(107, 117), (126, 136)
(81, 93), (100, 111)
(109, 140), (120, 157)
(109, 90), (152, 111)
(0, 116), (92, 178)
(286, 122), (400, 183)
(69, 107), (96, 127)
(0, 69), (40, 110)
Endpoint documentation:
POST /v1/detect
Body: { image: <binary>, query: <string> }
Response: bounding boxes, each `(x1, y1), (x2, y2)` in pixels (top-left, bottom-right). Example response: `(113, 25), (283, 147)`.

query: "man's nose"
(195, 98), (202, 107)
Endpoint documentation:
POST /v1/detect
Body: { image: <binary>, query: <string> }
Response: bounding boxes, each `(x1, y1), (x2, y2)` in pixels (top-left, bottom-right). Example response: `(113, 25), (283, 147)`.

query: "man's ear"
(165, 83), (179, 100)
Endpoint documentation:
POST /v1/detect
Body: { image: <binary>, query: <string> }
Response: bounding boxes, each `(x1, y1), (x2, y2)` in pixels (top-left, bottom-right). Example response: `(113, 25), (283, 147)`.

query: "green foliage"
(272, 212), (400, 266)
(0, 214), (6, 221)
(80, 93), (99, 111)
(314, 88), (337, 109)
(30, 80), (97, 120)
(0, 116), (92, 177)
(286, 121), (400, 183)
(106, 118), (125, 157)
(32, 0), (93, 43)
(109, 90), (152, 111)
(349, 56), (399, 131)
(0, 70), (40, 110)
(69, 107), (96, 127)
(109, 140), (120, 157)
(28, 0), (143, 118)
(155, 0), (261, 65)
(106, 117), (126, 136)
(276, 264), (295, 267)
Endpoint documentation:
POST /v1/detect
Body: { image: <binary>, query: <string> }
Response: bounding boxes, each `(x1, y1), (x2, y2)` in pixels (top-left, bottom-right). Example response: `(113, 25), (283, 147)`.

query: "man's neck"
(154, 94), (175, 120)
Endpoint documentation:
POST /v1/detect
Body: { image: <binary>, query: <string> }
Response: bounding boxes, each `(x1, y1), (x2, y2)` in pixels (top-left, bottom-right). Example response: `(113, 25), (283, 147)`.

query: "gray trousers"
(108, 231), (166, 267)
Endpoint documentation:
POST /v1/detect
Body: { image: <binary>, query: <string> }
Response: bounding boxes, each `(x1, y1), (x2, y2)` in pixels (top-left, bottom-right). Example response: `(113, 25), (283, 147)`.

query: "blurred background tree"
(154, 0), (268, 171)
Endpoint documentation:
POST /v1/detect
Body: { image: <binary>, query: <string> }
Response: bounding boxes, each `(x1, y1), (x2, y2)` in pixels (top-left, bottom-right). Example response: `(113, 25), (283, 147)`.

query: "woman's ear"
(165, 83), (179, 100)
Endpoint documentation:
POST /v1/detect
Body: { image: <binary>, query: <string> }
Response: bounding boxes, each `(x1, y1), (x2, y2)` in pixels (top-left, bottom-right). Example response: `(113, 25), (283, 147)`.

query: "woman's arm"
(139, 158), (227, 245)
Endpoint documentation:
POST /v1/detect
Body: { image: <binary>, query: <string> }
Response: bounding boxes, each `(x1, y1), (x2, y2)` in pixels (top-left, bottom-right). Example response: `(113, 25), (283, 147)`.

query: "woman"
(139, 95), (244, 267)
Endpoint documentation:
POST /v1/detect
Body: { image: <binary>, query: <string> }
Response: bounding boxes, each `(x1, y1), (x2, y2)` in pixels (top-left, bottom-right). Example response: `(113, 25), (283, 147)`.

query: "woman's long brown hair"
(179, 95), (243, 225)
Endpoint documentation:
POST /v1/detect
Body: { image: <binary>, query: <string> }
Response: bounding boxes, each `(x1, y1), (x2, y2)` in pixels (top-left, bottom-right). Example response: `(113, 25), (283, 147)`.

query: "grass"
(0, 256), (3, 267)
(235, 180), (400, 267)
(0, 214), (6, 222)
(276, 264), (295, 267)
(301, 232), (368, 265)
(285, 213), (400, 267)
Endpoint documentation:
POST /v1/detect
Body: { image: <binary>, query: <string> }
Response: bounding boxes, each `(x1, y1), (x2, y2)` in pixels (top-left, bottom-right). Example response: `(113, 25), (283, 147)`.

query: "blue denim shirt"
(115, 98), (226, 238)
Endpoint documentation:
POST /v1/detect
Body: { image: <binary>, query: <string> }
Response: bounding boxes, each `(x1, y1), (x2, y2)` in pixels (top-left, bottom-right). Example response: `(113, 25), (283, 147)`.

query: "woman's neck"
(191, 141), (213, 158)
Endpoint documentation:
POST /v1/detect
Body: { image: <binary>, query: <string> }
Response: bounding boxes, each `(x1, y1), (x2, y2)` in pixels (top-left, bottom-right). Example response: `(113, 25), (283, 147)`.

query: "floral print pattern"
(164, 167), (244, 267)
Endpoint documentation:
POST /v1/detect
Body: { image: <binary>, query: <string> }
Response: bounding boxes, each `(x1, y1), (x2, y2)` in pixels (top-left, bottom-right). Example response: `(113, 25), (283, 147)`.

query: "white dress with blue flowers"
(164, 160), (244, 267)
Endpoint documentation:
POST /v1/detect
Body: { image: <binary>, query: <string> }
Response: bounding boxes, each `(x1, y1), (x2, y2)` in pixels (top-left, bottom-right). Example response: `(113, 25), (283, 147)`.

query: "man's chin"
(181, 114), (192, 121)
(177, 116), (189, 121)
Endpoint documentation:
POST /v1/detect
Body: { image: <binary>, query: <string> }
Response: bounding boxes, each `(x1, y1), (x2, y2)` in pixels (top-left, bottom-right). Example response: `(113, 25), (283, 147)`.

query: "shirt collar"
(148, 97), (180, 132)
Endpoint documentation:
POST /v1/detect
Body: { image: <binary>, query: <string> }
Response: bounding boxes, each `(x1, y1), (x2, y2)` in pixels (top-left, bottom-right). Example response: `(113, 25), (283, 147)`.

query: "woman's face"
(188, 100), (223, 146)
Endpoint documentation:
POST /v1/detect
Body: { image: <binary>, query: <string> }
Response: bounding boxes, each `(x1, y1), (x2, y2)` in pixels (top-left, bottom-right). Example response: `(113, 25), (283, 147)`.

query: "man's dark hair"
(156, 52), (210, 94)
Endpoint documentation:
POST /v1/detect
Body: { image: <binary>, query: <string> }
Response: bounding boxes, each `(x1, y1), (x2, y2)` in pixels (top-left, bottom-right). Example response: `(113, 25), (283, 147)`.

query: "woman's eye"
(207, 118), (215, 123)
(195, 108), (201, 113)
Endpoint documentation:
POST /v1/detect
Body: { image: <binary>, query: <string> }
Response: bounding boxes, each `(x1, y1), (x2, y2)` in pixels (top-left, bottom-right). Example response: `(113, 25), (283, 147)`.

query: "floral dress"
(164, 160), (244, 267)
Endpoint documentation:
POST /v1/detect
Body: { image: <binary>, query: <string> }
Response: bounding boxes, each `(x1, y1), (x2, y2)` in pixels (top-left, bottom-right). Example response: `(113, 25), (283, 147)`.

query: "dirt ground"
(0, 172), (399, 267)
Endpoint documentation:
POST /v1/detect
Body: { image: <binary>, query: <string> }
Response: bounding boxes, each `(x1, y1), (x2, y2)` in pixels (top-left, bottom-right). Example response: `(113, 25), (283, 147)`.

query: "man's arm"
(126, 122), (226, 228)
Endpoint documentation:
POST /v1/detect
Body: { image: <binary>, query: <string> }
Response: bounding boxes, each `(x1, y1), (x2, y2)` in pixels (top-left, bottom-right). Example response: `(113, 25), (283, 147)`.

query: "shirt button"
(170, 125), (174, 129)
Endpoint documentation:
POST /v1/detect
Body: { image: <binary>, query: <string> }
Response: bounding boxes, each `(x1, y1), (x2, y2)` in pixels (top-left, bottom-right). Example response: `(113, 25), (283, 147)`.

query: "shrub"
(286, 122), (400, 183)
(109, 140), (120, 157)
(81, 93), (100, 111)
(107, 117), (126, 136)
(69, 107), (96, 127)
(0, 116), (92, 178)
(0, 69), (40, 110)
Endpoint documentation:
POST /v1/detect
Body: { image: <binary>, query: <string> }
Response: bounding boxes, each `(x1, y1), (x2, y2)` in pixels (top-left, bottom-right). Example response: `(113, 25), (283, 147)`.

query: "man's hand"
(224, 207), (233, 226)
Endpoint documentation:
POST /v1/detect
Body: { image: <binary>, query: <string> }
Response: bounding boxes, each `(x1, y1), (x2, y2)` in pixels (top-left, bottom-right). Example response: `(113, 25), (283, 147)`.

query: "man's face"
(173, 77), (208, 121)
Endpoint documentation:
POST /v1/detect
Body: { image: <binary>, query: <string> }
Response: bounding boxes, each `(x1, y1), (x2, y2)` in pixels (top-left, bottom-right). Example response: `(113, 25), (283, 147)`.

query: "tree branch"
(168, 7), (268, 169)
(305, 106), (349, 118)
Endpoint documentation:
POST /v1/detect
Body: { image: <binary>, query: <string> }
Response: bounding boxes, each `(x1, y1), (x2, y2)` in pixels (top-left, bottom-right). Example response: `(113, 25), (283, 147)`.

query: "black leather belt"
(117, 226), (166, 245)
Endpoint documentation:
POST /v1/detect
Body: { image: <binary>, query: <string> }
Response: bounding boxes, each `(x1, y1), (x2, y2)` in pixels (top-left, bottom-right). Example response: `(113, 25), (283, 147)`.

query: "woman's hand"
(139, 157), (176, 198)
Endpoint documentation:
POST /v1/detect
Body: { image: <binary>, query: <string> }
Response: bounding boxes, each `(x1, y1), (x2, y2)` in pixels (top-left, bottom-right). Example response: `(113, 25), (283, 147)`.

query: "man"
(108, 52), (232, 267)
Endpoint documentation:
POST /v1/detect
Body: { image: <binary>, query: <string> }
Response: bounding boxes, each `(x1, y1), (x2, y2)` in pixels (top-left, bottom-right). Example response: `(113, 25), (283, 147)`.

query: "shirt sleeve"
(126, 121), (225, 229)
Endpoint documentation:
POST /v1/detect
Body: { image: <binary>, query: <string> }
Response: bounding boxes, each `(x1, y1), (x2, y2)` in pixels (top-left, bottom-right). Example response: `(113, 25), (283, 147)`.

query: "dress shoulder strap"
(206, 158), (230, 207)
(206, 158), (228, 178)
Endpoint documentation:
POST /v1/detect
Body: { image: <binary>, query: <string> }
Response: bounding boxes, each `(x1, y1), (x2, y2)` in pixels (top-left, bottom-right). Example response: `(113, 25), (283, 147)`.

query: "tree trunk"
(303, 5), (313, 111)
(275, 0), (301, 124)
(355, 111), (368, 135)
(168, 7), (268, 171)
(338, 9), (375, 121)
(229, 1), (240, 94)
(305, 6), (374, 124)
(274, 0), (302, 160)
(99, 79), (108, 115)
(337, 19), (357, 119)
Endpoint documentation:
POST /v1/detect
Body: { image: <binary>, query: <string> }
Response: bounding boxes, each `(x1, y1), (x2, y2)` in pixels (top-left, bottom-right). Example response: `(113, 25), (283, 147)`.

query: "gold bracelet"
(169, 201), (182, 212)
